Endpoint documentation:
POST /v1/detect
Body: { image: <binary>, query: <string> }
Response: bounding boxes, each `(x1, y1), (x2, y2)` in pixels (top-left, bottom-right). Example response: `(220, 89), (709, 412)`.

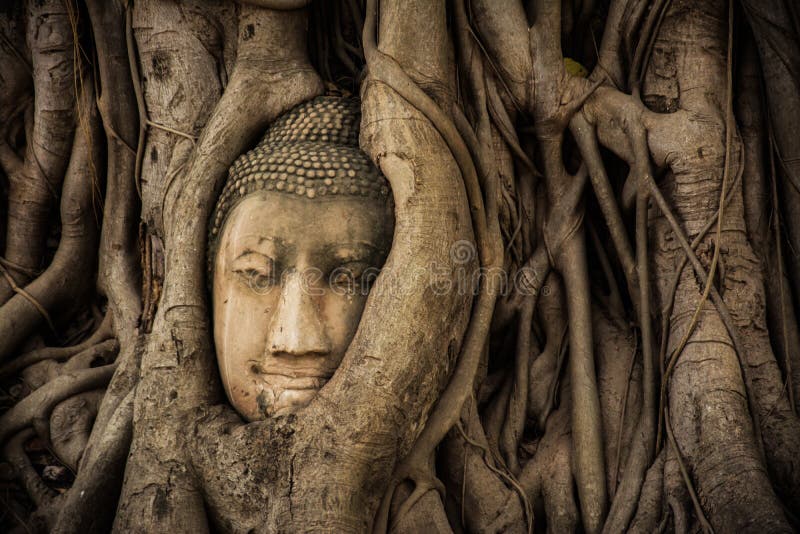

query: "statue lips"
(257, 374), (330, 391)
(255, 374), (331, 416)
(250, 359), (336, 390)
(247, 355), (337, 416)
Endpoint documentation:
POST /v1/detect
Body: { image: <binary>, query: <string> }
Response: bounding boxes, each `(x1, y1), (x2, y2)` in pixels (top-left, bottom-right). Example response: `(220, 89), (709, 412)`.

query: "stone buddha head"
(208, 96), (394, 421)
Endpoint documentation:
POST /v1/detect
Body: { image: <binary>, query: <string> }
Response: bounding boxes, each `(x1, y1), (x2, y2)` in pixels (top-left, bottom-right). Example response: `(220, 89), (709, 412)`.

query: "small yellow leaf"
(564, 57), (588, 78)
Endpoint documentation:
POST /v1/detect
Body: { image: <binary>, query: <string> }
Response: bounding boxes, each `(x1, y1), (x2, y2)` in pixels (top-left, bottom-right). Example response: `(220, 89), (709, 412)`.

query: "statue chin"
(250, 374), (331, 418)
(265, 387), (321, 417)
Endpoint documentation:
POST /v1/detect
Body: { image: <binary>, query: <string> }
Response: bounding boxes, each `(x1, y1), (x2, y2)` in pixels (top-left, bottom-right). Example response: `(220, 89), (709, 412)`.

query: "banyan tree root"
(742, 0), (800, 346)
(20, 339), (119, 393)
(86, 0), (144, 452)
(439, 397), (528, 533)
(576, 1), (800, 528)
(0, 82), (102, 360)
(516, 394), (579, 533)
(0, 313), (113, 380)
(626, 450), (665, 533)
(735, 37), (799, 418)
(454, 0), (800, 531)
(48, 389), (105, 472)
(4, 429), (60, 531)
(0, 0), (77, 306)
(0, 364), (118, 445)
(1, 361), (119, 531)
(52, 389), (134, 534)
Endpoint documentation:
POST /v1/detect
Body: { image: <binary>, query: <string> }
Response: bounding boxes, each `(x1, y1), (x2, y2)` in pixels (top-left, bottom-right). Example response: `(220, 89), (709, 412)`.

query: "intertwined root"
(0, 331), (118, 531)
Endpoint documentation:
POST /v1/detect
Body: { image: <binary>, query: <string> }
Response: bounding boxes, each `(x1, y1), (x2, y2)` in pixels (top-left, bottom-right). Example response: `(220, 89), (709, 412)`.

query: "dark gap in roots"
(308, 0), (365, 95)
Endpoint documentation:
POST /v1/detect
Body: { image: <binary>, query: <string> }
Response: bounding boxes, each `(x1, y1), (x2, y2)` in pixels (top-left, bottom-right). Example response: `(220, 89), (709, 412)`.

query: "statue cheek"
(214, 293), (277, 422)
(320, 293), (369, 353)
(214, 286), (276, 376)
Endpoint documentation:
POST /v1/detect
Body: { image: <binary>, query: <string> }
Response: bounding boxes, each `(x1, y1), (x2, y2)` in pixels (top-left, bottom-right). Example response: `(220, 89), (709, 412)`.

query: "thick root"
(0, 314), (113, 380)
(0, 364), (117, 444)
(627, 451), (665, 533)
(0, 86), (101, 359)
(49, 390), (105, 471)
(0, 0), (77, 304)
(439, 398), (527, 533)
(52, 390), (134, 534)
(518, 399), (579, 533)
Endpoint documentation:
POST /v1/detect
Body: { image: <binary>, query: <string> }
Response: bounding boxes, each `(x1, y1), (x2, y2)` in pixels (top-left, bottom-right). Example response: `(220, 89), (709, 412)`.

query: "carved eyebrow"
(234, 248), (273, 261)
(327, 241), (379, 251)
(325, 242), (384, 262)
(233, 237), (290, 260)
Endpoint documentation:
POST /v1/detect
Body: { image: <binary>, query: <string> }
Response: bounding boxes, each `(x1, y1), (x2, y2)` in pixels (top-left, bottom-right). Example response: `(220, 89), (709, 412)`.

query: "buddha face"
(213, 192), (393, 421)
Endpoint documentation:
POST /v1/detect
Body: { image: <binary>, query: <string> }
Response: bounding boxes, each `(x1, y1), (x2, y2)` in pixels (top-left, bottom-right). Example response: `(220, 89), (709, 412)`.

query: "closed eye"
(232, 252), (277, 294)
(234, 268), (276, 294)
(330, 261), (379, 295)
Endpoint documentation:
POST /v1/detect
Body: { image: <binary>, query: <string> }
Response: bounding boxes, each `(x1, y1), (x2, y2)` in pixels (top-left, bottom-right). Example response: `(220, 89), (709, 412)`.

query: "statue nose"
(267, 271), (333, 356)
